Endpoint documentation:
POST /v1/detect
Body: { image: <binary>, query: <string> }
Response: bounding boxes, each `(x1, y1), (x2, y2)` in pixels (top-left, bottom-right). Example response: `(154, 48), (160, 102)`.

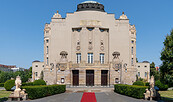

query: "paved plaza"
(23, 92), (158, 102)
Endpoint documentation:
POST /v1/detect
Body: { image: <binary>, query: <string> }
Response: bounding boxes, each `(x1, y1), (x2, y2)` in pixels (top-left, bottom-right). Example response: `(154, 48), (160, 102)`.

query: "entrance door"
(101, 70), (108, 86)
(73, 70), (79, 86)
(86, 70), (94, 86)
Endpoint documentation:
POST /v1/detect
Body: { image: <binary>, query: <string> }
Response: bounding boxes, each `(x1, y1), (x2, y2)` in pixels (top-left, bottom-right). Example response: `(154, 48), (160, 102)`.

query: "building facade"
(0, 64), (16, 72)
(136, 61), (150, 82)
(11, 67), (25, 72)
(32, 1), (150, 87)
(32, 61), (44, 81)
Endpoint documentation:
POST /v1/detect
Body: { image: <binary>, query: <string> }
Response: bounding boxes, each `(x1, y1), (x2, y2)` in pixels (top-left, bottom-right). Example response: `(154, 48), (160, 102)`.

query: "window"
(76, 53), (81, 63)
(138, 72), (140, 77)
(131, 47), (133, 55)
(115, 78), (119, 83)
(46, 39), (49, 43)
(131, 40), (134, 44)
(100, 53), (104, 64)
(88, 53), (93, 63)
(46, 46), (48, 54)
(138, 66), (140, 68)
(87, 27), (94, 31)
(131, 58), (133, 66)
(35, 65), (38, 67)
(145, 72), (147, 77)
(35, 72), (38, 77)
(46, 57), (49, 65)
(61, 78), (65, 83)
(144, 65), (147, 67)
(42, 65), (44, 67)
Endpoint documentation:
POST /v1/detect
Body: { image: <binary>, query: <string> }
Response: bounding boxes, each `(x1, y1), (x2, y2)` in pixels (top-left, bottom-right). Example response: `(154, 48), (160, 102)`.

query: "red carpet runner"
(81, 92), (97, 102)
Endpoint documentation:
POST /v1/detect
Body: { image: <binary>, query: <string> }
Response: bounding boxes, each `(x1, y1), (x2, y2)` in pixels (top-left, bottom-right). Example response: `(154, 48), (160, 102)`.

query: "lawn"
(159, 90), (173, 101)
(0, 90), (11, 98)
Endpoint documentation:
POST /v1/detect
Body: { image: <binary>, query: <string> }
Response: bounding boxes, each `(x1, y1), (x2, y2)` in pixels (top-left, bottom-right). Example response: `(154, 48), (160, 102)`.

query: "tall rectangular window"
(145, 72), (147, 77)
(76, 53), (81, 63)
(88, 53), (93, 63)
(131, 47), (133, 55)
(100, 53), (104, 64)
(131, 58), (133, 66)
(35, 72), (38, 77)
(138, 72), (140, 77)
(46, 46), (48, 54)
(46, 57), (49, 65)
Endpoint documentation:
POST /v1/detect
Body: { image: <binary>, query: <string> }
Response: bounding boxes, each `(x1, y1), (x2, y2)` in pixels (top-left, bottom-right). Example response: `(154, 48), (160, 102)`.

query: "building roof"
(0, 64), (16, 68)
(32, 60), (40, 62)
(81, 1), (100, 4)
(142, 61), (150, 63)
(77, 1), (105, 12)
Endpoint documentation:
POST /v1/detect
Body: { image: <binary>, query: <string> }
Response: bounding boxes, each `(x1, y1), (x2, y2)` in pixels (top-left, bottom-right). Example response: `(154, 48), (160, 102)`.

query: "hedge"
(0, 83), (4, 87)
(155, 80), (168, 91)
(22, 85), (66, 99)
(33, 79), (46, 86)
(4, 80), (15, 91)
(22, 82), (34, 86)
(114, 84), (148, 99)
(133, 81), (145, 86)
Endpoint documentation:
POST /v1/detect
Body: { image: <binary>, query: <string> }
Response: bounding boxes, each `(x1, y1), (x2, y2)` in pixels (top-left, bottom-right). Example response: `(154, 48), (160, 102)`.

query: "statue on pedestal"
(8, 75), (28, 101)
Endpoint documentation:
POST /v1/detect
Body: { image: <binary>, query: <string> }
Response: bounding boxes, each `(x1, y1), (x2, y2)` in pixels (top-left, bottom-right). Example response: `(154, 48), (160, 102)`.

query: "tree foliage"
(160, 29), (173, 87)
(0, 67), (32, 83)
(150, 62), (160, 81)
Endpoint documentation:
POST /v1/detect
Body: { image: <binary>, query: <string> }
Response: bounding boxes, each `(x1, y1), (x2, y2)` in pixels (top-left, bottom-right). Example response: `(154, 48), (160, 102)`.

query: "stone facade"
(32, 1), (149, 87)
(136, 61), (150, 82)
(32, 61), (44, 81)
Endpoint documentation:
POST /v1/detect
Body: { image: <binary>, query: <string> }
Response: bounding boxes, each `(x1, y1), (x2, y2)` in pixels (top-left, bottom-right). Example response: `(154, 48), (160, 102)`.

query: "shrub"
(23, 85), (66, 99)
(0, 83), (4, 87)
(133, 81), (145, 86)
(155, 80), (168, 91)
(145, 82), (150, 86)
(33, 79), (46, 86)
(22, 82), (34, 86)
(114, 84), (148, 99)
(4, 80), (15, 91)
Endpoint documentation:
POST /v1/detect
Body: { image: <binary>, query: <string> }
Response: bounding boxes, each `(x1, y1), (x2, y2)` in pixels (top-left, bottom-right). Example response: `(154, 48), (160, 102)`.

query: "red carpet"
(81, 92), (97, 102)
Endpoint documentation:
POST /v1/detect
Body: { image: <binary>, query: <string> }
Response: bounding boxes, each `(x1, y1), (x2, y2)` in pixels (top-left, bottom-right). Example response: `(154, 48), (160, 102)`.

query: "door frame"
(86, 70), (94, 86)
(101, 70), (108, 86)
(72, 70), (79, 86)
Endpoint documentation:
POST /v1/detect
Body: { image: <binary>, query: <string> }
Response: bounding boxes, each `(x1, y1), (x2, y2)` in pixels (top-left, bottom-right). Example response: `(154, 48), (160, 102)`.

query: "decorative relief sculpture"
(88, 40), (93, 50)
(119, 12), (128, 19)
(100, 40), (104, 51)
(76, 41), (80, 51)
(60, 51), (68, 63)
(129, 25), (136, 34)
(112, 51), (121, 70)
(52, 10), (62, 18)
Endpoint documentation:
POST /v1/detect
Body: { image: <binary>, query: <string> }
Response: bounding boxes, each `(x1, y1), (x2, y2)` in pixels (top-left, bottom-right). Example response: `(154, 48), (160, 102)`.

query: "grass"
(0, 90), (11, 98)
(159, 90), (173, 102)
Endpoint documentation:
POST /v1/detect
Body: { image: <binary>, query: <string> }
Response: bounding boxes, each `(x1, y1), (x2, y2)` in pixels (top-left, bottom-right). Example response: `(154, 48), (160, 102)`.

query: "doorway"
(73, 70), (79, 86)
(101, 70), (108, 86)
(86, 70), (94, 86)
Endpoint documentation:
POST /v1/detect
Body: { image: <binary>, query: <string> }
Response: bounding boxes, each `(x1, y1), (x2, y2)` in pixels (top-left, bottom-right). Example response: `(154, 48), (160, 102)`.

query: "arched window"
(87, 27), (94, 31)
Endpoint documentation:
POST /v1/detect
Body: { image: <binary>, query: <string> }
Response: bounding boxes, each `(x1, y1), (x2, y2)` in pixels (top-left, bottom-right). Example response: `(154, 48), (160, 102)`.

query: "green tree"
(150, 62), (160, 81)
(160, 29), (173, 87)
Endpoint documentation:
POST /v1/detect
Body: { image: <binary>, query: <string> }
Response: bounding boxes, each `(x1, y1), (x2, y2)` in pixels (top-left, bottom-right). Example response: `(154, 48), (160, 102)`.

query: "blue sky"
(0, 0), (173, 69)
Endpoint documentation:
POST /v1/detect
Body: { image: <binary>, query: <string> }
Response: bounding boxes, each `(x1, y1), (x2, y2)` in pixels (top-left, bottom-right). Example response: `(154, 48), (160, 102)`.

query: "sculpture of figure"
(15, 75), (22, 90)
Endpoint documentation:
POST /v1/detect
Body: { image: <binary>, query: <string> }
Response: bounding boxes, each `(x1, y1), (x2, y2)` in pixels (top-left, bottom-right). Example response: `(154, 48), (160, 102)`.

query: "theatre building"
(32, 1), (150, 87)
